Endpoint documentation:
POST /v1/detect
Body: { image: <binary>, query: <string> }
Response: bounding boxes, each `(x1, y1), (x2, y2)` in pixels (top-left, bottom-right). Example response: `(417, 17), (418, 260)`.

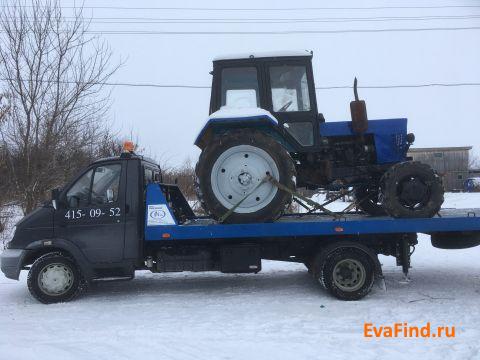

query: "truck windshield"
(221, 67), (260, 109)
(269, 65), (311, 112)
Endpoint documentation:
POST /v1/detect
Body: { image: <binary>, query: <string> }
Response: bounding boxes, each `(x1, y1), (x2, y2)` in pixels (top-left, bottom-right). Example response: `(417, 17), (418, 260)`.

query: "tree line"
(0, 1), (205, 233)
(0, 1), (122, 224)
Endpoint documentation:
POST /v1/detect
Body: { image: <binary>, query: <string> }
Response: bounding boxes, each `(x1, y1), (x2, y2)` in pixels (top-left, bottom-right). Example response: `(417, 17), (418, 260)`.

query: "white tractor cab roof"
(213, 50), (313, 61)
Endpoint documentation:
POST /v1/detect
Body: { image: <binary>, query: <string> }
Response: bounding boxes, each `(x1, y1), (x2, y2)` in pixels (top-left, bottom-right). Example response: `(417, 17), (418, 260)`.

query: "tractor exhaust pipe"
(350, 77), (368, 134)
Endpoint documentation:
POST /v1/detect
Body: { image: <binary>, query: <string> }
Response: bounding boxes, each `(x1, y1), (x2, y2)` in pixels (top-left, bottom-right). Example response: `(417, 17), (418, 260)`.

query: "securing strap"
(218, 175), (359, 223)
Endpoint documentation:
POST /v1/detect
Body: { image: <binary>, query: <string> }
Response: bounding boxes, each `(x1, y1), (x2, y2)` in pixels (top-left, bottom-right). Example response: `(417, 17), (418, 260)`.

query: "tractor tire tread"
(380, 161), (444, 218)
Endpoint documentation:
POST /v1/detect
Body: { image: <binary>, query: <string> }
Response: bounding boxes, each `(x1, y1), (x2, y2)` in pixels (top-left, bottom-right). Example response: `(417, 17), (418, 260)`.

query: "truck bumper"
(0, 249), (28, 280)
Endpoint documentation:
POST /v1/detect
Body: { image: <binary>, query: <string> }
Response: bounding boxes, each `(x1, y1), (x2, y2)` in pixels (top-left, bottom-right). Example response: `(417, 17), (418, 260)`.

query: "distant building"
(407, 146), (472, 191)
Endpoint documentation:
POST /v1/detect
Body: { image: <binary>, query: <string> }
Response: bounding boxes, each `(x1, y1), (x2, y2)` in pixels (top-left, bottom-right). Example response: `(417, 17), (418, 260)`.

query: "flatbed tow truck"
(1, 150), (480, 303)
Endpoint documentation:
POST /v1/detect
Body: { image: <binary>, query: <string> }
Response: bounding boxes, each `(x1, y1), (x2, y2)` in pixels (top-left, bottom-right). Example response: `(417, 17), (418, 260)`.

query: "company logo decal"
(147, 204), (175, 226)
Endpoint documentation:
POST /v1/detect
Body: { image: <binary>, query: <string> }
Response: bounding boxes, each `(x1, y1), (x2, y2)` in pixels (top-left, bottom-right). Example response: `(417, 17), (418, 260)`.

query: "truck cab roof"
(91, 153), (160, 169)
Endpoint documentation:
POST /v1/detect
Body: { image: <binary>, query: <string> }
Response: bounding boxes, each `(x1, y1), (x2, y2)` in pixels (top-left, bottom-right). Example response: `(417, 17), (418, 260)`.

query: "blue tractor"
(195, 51), (444, 223)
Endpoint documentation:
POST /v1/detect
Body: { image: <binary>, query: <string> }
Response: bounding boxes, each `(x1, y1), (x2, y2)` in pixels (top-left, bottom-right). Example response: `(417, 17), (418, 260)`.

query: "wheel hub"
(399, 177), (429, 208)
(38, 263), (73, 296)
(332, 259), (366, 292)
(238, 171), (253, 186)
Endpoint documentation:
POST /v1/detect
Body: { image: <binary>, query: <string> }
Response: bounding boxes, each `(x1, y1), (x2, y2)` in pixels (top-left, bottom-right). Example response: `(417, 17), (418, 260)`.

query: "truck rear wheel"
(27, 252), (85, 304)
(314, 248), (375, 300)
(381, 161), (444, 218)
(195, 129), (296, 223)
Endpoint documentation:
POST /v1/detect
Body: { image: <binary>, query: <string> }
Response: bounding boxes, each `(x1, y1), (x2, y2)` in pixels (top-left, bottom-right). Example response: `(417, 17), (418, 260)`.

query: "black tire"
(313, 248), (375, 301)
(27, 252), (86, 304)
(195, 129), (296, 223)
(354, 184), (386, 216)
(381, 161), (444, 218)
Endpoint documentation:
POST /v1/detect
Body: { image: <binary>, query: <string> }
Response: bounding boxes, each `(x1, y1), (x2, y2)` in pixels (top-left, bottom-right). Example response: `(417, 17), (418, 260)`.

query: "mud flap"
(375, 274), (387, 292)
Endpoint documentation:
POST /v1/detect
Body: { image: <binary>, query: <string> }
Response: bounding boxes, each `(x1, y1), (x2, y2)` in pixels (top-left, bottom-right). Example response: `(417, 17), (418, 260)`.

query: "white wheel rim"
(38, 263), (74, 296)
(211, 145), (279, 213)
(332, 259), (366, 292)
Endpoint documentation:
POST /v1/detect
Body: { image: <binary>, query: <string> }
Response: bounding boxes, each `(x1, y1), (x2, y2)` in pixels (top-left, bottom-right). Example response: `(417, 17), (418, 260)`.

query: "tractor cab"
(209, 51), (319, 147)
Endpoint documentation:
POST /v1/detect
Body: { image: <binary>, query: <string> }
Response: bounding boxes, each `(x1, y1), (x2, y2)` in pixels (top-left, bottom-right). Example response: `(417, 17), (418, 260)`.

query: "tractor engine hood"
(320, 118), (409, 164)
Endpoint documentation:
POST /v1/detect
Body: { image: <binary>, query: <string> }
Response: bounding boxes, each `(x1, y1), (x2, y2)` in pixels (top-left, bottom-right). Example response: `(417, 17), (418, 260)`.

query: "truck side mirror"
(106, 189), (114, 202)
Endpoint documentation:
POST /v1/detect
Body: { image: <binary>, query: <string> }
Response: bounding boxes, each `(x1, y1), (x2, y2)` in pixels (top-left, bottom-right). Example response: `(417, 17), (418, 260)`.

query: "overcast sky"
(63, 0), (480, 166)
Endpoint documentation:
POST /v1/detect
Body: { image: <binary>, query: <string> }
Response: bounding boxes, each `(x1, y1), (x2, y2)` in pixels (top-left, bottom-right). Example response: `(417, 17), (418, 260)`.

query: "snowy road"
(1, 194), (480, 359)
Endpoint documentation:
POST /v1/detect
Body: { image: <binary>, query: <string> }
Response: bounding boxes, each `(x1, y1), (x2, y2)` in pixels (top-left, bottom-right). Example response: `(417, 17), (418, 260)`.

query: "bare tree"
(0, 93), (10, 208)
(0, 0), (119, 213)
(0, 93), (9, 122)
(162, 158), (196, 199)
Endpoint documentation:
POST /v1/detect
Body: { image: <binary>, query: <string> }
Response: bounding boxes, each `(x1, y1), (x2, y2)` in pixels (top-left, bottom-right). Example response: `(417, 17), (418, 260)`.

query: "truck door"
(55, 162), (126, 263)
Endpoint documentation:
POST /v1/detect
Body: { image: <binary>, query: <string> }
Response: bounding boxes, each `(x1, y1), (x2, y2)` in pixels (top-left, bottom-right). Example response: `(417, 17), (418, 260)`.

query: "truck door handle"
(125, 204), (130, 214)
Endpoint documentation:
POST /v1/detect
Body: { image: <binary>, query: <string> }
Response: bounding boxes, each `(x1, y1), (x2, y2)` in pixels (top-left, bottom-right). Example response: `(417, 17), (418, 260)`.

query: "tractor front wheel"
(380, 161), (444, 218)
(195, 129), (296, 223)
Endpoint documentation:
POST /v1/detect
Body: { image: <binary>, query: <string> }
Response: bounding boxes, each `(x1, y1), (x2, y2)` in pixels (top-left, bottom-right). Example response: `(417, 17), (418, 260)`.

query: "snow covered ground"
(1, 194), (480, 360)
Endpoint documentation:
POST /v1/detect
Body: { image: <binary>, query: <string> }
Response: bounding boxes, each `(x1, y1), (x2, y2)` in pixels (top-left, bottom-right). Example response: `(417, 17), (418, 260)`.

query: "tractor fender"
(194, 108), (295, 151)
(23, 238), (94, 280)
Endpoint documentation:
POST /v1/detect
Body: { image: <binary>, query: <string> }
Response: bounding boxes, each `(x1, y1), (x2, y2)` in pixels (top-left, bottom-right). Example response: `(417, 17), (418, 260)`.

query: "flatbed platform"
(145, 183), (480, 241)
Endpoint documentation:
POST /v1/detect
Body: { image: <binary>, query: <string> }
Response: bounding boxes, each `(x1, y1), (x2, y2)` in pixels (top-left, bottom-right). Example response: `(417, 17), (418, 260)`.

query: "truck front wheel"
(27, 252), (85, 304)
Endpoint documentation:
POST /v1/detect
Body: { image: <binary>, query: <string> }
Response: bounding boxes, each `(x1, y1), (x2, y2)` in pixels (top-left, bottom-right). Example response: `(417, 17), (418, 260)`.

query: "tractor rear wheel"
(380, 161), (444, 218)
(195, 129), (296, 223)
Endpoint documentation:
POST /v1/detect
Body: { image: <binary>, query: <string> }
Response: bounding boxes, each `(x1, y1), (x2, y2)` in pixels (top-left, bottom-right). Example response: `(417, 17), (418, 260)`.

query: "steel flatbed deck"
(145, 210), (480, 241)
(145, 184), (480, 241)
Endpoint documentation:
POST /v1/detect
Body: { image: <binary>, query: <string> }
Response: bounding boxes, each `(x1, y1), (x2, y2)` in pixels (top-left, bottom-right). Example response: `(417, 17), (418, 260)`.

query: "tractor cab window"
(221, 67), (259, 109)
(284, 122), (314, 146)
(269, 65), (311, 112)
(66, 164), (121, 207)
